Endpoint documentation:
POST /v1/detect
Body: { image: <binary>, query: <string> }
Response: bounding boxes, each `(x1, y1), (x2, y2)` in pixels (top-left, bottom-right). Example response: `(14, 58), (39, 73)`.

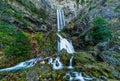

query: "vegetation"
(90, 17), (112, 44)
(17, 0), (47, 20)
(17, 0), (38, 13)
(36, 32), (45, 50)
(4, 31), (31, 57)
(0, 22), (31, 58)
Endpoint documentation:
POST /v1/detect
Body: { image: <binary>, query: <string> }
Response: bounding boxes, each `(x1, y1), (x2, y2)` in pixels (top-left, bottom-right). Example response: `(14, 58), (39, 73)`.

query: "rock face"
(32, 0), (84, 24)
(0, 0), (51, 33)
(94, 42), (120, 70)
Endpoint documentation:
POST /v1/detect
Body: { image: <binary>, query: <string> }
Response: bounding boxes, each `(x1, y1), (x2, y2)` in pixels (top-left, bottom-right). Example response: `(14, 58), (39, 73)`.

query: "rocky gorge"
(0, 0), (120, 81)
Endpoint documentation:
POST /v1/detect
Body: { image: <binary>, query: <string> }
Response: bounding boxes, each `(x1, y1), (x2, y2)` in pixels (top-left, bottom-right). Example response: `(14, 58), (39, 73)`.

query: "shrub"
(0, 22), (16, 46)
(90, 17), (112, 44)
(0, 22), (31, 57)
(36, 32), (45, 49)
(4, 31), (31, 57)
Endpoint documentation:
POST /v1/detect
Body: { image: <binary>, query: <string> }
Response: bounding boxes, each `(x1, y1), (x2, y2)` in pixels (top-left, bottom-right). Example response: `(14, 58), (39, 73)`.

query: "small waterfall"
(52, 57), (63, 70)
(64, 72), (93, 81)
(57, 33), (75, 54)
(68, 56), (74, 69)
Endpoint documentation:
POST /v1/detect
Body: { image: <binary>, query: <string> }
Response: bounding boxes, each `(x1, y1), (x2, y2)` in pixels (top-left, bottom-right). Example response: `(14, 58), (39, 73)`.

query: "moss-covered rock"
(73, 52), (95, 65)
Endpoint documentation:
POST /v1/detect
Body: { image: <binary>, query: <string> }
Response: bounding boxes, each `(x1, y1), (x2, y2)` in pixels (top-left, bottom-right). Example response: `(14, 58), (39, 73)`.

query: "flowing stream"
(0, 57), (43, 72)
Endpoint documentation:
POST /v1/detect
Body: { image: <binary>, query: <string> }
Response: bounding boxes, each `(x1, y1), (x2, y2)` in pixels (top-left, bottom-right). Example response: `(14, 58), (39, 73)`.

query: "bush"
(90, 17), (112, 44)
(0, 22), (16, 46)
(36, 32), (45, 49)
(4, 31), (31, 57)
(0, 22), (31, 57)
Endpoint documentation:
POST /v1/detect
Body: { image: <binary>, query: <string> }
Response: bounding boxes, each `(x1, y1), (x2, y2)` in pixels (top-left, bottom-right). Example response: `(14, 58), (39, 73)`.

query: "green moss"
(0, 21), (31, 58)
(17, 0), (47, 20)
(4, 31), (31, 57)
(46, 31), (57, 54)
(74, 52), (94, 65)
(14, 12), (23, 19)
(37, 9), (47, 20)
(89, 4), (97, 11)
(0, 22), (16, 45)
(115, 5), (120, 12)
(36, 32), (45, 50)
(113, 54), (120, 59)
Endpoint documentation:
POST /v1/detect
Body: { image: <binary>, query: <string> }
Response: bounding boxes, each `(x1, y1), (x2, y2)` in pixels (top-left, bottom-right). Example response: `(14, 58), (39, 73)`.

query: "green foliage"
(46, 32), (57, 54)
(0, 22), (16, 45)
(17, 0), (47, 20)
(36, 32), (45, 49)
(76, 0), (92, 4)
(4, 31), (31, 57)
(115, 5), (120, 12)
(90, 17), (112, 44)
(17, 0), (37, 13)
(37, 9), (47, 20)
(0, 22), (31, 57)
(89, 4), (97, 11)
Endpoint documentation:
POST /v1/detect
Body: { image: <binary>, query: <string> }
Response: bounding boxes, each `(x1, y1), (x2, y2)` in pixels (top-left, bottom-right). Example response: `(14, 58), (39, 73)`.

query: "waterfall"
(52, 57), (63, 70)
(68, 56), (74, 69)
(57, 33), (75, 54)
(64, 72), (93, 81)
(52, 8), (75, 70)
(53, 8), (93, 81)
(57, 8), (65, 32)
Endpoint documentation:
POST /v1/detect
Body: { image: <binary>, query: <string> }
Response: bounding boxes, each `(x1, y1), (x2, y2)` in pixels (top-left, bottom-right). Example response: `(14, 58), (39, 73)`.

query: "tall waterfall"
(51, 8), (75, 70)
(56, 8), (75, 54)
(57, 8), (65, 32)
(53, 8), (93, 81)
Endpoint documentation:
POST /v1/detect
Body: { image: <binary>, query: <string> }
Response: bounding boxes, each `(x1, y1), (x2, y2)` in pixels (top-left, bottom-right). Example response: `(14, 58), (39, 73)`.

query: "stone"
(100, 50), (120, 69)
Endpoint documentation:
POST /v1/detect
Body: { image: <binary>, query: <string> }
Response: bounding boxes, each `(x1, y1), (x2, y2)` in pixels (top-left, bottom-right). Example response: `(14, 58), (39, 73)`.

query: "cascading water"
(68, 56), (74, 69)
(51, 8), (75, 70)
(0, 57), (43, 72)
(51, 8), (93, 81)
(57, 33), (75, 54)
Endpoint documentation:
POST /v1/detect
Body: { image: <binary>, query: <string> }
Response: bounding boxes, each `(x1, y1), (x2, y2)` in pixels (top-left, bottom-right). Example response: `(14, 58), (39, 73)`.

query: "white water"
(0, 57), (43, 72)
(64, 72), (93, 81)
(68, 56), (74, 69)
(57, 8), (65, 32)
(57, 33), (75, 54)
(52, 57), (63, 70)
